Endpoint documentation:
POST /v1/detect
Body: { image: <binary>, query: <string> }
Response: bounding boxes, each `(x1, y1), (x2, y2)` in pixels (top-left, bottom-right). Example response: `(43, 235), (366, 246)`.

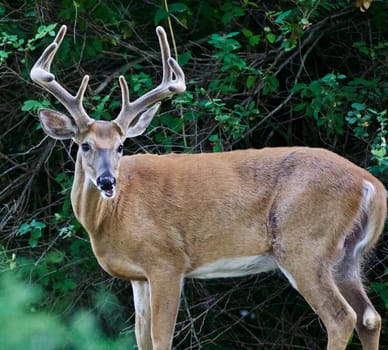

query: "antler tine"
(30, 25), (93, 131)
(157, 26), (172, 84)
(114, 26), (186, 132)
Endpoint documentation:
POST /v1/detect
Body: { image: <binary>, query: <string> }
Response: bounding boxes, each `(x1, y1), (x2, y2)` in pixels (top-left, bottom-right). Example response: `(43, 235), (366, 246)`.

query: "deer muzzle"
(97, 173), (116, 198)
(94, 148), (117, 199)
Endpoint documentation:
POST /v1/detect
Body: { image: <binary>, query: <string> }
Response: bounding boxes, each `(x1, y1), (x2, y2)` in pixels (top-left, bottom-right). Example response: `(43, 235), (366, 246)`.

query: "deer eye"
(117, 144), (124, 153)
(81, 143), (90, 152)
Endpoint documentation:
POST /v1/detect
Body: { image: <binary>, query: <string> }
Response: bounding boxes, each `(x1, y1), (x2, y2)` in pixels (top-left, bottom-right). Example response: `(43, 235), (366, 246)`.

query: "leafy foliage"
(17, 219), (46, 248)
(0, 0), (387, 348)
(0, 272), (135, 349)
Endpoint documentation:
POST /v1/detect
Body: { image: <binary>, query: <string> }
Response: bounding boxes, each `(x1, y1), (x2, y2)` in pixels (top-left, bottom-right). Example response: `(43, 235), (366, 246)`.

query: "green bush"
(0, 272), (136, 349)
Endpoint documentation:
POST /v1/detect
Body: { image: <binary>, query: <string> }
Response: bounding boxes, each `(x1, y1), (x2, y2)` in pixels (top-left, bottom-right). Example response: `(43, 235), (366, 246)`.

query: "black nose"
(97, 175), (116, 191)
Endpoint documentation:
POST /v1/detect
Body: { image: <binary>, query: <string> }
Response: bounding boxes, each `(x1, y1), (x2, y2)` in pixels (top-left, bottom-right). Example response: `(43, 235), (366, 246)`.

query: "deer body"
(30, 26), (386, 350)
(72, 147), (383, 280)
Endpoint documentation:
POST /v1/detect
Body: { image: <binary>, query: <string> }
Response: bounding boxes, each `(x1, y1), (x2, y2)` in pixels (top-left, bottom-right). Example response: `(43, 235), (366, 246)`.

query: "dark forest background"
(0, 0), (387, 349)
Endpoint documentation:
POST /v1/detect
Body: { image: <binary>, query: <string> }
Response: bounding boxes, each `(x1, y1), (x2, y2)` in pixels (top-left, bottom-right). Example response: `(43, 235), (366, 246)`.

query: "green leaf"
(300, 18), (309, 25)
(274, 10), (292, 24)
(21, 99), (50, 112)
(215, 114), (231, 122)
(249, 35), (260, 46)
(351, 103), (366, 111)
(310, 81), (322, 96)
(246, 75), (256, 89)
(372, 148), (386, 158)
(208, 134), (219, 142)
(293, 103), (306, 112)
(242, 28), (253, 38)
(58, 225), (75, 238)
(0, 50), (9, 59)
(292, 83), (307, 92)
(225, 32), (240, 38)
(178, 51), (191, 66)
(31, 229), (42, 240)
(154, 8), (168, 25)
(28, 238), (39, 248)
(17, 223), (31, 236)
(168, 3), (189, 13)
(46, 251), (65, 264)
(54, 278), (77, 292)
(31, 220), (46, 230)
(266, 33), (276, 44)
(346, 116), (358, 124)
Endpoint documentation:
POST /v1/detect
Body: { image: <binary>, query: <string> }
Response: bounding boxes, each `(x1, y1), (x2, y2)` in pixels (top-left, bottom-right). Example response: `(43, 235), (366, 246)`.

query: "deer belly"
(186, 255), (278, 279)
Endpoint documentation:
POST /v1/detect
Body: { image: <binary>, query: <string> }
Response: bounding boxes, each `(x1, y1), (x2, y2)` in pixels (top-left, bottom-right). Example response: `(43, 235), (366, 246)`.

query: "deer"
(30, 25), (386, 350)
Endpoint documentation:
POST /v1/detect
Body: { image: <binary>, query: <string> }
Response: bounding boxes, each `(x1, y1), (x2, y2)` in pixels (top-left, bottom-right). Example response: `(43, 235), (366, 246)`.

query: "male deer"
(30, 25), (386, 350)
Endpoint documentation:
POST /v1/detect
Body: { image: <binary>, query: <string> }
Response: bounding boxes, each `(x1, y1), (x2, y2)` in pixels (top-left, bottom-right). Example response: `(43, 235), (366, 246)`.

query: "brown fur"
(70, 147), (385, 278)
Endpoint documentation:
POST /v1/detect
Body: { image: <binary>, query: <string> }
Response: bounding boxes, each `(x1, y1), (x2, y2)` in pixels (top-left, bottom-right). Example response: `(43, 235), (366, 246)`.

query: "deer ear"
(38, 109), (78, 140)
(125, 103), (161, 138)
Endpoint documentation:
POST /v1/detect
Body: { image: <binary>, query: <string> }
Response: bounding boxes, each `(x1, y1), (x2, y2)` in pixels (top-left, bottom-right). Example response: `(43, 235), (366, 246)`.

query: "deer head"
(31, 25), (186, 198)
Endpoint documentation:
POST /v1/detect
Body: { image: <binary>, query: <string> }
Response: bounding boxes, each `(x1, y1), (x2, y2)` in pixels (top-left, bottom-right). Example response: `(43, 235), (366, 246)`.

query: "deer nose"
(97, 174), (116, 191)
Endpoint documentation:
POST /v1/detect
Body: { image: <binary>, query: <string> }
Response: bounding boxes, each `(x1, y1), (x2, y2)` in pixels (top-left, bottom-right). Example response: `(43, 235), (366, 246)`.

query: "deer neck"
(70, 154), (112, 235)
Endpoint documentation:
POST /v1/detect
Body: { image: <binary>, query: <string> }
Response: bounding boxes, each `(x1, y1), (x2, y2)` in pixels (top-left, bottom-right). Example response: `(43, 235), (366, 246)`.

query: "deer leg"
(335, 257), (381, 350)
(337, 280), (381, 350)
(357, 304), (381, 350)
(131, 280), (152, 350)
(149, 273), (183, 350)
(278, 259), (357, 350)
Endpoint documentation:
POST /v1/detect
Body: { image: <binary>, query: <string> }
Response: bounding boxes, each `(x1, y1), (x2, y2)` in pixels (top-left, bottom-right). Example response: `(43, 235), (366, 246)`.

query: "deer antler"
(114, 26), (186, 132)
(30, 25), (93, 131)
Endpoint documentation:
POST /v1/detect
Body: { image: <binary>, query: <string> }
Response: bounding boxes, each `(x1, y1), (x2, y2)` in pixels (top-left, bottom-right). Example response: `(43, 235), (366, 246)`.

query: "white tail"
(30, 26), (386, 350)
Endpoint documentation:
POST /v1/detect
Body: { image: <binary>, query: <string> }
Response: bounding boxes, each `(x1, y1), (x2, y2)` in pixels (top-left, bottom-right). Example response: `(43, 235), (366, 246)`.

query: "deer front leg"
(131, 280), (152, 350)
(149, 273), (183, 350)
